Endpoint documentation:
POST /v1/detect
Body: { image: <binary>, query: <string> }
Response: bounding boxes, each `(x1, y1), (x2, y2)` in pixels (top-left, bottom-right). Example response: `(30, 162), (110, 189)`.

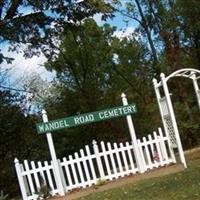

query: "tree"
(0, 0), (113, 63)
(0, 90), (48, 196)
(109, 0), (200, 72)
(44, 19), (123, 152)
(176, 0), (200, 67)
(107, 0), (200, 148)
(19, 71), (60, 112)
(45, 19), (117, 110)
(42, 18), (159, 155)
(110, 0), (159, 72)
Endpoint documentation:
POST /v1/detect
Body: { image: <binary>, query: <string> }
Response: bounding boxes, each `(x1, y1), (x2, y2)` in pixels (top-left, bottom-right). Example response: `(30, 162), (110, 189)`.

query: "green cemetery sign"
(36, 104), (137, 134)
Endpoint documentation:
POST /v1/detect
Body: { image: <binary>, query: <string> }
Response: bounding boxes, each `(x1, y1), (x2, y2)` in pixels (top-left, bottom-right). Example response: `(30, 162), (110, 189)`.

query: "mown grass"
(78, 152), (200, 200)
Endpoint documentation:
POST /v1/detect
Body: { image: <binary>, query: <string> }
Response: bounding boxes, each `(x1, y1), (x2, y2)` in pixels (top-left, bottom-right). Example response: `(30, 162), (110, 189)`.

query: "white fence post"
(92, 140), (105, 180)
(160, 73), (187, 168)
(14, 158), (28, 200)
(121, 93), (145, 173)
(153, 78), (176, 163)
(42, 109), (65, 195)
(192, 74), (200, 111)
(57, 159), (67, 191)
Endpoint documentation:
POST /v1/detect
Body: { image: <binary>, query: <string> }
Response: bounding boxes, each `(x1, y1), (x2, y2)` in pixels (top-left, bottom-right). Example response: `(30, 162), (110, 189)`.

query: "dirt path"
(52, 163), (184, 200)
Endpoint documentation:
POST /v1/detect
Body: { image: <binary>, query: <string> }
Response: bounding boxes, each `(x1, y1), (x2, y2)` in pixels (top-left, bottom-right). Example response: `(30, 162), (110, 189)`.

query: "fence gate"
(153, 68), (200, 168)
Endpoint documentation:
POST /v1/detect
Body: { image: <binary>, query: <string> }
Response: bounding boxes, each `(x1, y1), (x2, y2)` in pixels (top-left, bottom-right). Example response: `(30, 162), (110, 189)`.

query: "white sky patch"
(93, 13), (104, 26)
(112, 53), (119, 64)
(113, 26), (136, 39)
(1, 48), (54, 88)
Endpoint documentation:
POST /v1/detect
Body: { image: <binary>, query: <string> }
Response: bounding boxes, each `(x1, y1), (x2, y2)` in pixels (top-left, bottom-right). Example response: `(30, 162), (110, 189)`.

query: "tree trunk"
(135, 0), (158, 69)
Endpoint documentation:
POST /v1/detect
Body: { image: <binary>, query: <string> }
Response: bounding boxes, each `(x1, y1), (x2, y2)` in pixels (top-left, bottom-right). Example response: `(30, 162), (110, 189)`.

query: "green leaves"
(0, 90), (48, 196)
(0, 0), (114, 63)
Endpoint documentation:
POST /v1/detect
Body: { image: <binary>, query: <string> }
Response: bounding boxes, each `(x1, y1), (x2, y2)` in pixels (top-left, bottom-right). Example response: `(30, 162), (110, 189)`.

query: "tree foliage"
(111, 0), (200, 72)
(0, 0), (113, 63)
(42, 19), (159, 155)
(0, 90), (48, 196)
(108, 0), (200, 148)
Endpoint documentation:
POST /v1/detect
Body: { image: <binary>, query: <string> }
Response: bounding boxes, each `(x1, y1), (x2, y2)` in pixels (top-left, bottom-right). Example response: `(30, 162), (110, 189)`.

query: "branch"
(0, 0), (5, 19)
(112, 66), (143, 97)
(0, 10), (49, 26)
(50, 42), (83, 90)
(113, 7), (142, 25)
(71, 29), (88, 83)
(0, 1), (84, 26)
(4, 0), (23, 20)
(0, 85), (33, 93)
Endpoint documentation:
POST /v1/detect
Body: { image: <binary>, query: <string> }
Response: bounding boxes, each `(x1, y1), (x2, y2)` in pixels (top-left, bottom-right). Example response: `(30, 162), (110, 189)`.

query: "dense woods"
(0, 0), (200, 197)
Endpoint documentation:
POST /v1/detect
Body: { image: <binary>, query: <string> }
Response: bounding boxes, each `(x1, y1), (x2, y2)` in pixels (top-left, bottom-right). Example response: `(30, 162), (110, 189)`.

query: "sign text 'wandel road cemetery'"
(36, 104), (137, 134)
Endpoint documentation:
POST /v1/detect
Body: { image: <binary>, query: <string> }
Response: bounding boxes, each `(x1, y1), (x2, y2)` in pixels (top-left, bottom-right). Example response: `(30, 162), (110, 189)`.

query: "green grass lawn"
(77, 153), (200, 200)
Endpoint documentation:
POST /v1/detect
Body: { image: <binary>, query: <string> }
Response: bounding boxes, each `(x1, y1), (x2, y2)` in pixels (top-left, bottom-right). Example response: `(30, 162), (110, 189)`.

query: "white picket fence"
(15, 128), (175, 200)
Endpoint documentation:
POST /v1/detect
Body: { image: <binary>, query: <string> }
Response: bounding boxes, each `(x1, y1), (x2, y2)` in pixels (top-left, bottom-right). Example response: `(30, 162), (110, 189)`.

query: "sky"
(0, 8), (137, 90)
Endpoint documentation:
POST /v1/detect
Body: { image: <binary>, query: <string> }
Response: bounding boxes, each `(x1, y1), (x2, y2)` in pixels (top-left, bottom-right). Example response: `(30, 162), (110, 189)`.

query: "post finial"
(92, 140), (97, 145)
(160, 73), (165, 78)
(42, 109), (46, 115)
(121, 93), (126, 98)
(153, 78), (157, 84)
(14, 158), (19, 163)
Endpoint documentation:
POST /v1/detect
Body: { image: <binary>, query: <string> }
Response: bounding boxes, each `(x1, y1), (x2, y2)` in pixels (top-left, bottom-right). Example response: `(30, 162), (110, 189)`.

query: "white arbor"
(153, 68), (200, 168)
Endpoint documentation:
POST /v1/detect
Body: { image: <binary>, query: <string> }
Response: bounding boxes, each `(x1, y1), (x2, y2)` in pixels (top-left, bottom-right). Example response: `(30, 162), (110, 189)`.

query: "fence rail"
(15, 128), (175, 200)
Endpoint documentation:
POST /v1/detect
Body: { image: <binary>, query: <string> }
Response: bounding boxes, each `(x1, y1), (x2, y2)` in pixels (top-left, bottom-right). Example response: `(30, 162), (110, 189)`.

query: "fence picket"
(14, 159), (28, 200)
(24, 160), (35, 195)
(20, 163), (30, 197)
(147, 134), (154, 157)
(80, 149), (91, 186)
(148, 134), (158, 167)
(93, 140), (104, 179)
(85, 145), (96, 181)
(125, 142), (136, 173)
(158, 128), (169, 162)
(142, 137), (153, 169)
(137, 139), (146, 172)
(62, 157), (73, 189)
(120, 143), (129, 175)
(113, 143), (124, 177)
(30, 161), (40, 190)
(69, 155), (79, 187)
(153, 131), (164, 166)
(37, 161), (46, 185)
(101, 141), (112, 180)
(75, 152), (85, 187)
(44, 161), (55, 191)
(107, 142), (117, 178)
(57, 159), (67, 192)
